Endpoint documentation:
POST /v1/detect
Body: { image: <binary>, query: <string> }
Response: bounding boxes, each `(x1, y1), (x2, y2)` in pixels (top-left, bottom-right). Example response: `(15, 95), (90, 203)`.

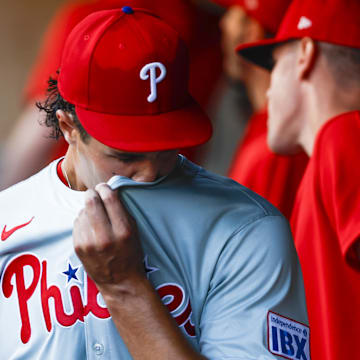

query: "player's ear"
(56, 110), (78, 145)
(297, 37), (317, 80)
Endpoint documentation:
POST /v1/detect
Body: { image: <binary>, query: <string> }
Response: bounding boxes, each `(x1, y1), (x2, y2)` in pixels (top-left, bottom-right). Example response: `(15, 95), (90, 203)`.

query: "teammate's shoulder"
(311, 110), (360, 174)
(316, 110), (360, 147)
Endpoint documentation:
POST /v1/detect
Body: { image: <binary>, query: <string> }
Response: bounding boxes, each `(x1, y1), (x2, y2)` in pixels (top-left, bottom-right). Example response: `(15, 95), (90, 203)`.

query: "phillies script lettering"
(1, 254), (195, 344)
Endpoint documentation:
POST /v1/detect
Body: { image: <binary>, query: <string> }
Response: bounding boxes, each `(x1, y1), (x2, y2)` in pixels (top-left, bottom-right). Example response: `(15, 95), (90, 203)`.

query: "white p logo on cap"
(140, 62), (167, 103)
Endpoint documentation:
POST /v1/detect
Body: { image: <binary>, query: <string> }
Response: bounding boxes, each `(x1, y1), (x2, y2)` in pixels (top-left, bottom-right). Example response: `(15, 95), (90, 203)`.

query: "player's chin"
(267, 133), (299, 156)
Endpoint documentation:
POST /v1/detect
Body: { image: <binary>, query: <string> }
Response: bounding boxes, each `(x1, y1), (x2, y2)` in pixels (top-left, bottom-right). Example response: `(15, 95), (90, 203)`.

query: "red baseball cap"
(237, 0), (360, 70)
(213, 0), (291, 34)
(58, 6), (212, 152)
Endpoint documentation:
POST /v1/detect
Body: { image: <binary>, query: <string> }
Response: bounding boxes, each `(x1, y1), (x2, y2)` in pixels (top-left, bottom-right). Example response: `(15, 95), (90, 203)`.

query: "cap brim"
(76, 99), (212, 152)
(236, 38), (286, 71)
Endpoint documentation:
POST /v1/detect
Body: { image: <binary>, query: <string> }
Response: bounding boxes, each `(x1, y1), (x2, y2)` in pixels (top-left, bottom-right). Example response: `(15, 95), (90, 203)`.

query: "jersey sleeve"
(318, 116), (360, 270)
(199, 215), (309, 359)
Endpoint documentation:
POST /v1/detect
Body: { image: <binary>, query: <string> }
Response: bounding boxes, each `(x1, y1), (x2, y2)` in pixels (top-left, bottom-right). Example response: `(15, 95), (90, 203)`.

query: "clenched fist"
(73, 183), (145, 290)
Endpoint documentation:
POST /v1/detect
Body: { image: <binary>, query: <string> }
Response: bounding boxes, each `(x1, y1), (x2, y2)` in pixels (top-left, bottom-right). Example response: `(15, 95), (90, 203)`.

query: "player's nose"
(131, 161), (159, 183)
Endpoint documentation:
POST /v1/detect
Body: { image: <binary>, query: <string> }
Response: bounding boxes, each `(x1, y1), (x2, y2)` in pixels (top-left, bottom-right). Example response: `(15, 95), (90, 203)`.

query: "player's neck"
(61, 152), (87, 191)
(300, 84), (360, 156)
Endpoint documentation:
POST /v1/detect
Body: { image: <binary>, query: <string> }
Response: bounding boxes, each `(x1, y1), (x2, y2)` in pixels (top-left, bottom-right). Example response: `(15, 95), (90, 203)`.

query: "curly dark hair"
(36, 76), (90, 143)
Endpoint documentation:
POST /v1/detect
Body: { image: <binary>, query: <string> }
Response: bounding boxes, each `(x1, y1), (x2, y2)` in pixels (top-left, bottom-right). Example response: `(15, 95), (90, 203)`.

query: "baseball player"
(237, 0), (360, 358)
(212, 0), (308, 219)
(0, 7), (310, 359)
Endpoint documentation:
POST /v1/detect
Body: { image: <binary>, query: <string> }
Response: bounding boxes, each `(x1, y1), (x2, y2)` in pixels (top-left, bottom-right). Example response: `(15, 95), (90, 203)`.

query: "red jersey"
(291, 111), (360, 360)
(228, 110), (308, 219)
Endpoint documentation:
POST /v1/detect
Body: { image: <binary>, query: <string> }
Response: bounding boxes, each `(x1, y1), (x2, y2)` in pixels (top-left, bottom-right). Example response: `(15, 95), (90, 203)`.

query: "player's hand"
(73, 183), (145, 290)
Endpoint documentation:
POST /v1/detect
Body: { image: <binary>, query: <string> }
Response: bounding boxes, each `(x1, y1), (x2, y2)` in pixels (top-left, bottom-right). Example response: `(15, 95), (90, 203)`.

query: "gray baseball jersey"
(0, 156), (310, 359)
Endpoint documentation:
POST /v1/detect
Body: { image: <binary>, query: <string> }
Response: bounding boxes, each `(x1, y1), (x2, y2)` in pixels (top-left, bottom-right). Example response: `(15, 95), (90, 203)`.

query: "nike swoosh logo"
(1, 217), (34, 241)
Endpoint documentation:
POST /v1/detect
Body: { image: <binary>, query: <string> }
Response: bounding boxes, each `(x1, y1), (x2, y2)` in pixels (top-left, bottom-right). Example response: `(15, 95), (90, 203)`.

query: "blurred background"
(0, 0), (63, 141)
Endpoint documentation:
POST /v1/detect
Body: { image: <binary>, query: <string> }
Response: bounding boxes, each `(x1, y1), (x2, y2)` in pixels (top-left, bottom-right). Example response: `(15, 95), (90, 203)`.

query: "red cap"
(213, 0), (291, 34)
(237, 0), (360, 70)
(58, 6), (212, 152)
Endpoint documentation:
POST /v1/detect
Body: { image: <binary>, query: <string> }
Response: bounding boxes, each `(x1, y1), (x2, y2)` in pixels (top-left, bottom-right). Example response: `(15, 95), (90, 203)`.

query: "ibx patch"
(267, 311), (311, 360)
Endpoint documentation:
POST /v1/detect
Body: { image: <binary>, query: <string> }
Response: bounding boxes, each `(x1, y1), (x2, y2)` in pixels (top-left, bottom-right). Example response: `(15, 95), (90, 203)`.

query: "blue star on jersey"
(143, 255), (159, 278)
(62, 263), (79, 283)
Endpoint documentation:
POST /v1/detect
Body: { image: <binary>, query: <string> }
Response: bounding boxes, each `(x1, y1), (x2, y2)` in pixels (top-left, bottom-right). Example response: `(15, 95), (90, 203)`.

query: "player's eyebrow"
(108, 151), (146, 161)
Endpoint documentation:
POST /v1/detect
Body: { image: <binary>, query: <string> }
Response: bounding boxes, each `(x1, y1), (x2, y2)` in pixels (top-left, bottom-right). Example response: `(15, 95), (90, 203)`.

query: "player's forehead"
(104, 145), (153, 158)
(224, 5), (252, 27)
(228, 5), (248, 19)
(103, 143), (176, 159)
